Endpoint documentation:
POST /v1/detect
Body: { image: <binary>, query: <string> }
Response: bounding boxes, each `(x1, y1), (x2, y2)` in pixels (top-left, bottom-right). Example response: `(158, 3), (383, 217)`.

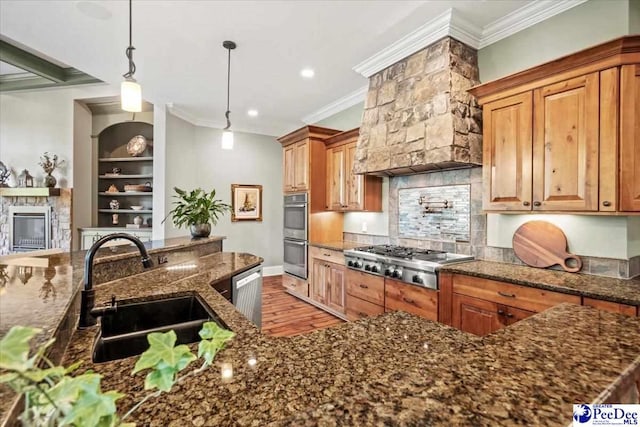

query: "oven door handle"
(285, 203), (307, 208)
(285, 240), (307, 246)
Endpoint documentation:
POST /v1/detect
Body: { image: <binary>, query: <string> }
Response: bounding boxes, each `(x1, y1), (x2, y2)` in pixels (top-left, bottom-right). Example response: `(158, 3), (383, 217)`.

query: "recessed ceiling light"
(300, 68), (315, 79)
(247, 109), (259, 117)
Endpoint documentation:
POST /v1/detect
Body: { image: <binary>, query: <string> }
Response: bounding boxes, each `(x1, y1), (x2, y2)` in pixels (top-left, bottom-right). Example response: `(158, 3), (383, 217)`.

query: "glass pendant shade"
(121, 78), (142, 112)
(221, 130), (234, 150)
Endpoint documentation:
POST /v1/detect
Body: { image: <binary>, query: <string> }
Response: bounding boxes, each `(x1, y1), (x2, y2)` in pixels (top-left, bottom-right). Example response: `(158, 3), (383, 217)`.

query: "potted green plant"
(164, 187), (231, 237)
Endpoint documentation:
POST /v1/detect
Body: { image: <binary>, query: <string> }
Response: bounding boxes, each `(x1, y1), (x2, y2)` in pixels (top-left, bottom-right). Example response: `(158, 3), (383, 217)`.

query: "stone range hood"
(354, 37), (482, 177)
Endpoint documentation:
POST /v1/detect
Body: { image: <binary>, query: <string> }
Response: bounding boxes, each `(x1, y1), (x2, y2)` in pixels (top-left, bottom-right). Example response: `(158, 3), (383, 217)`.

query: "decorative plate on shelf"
(127, 135), (147, 157)
(131, 205), (144, 210)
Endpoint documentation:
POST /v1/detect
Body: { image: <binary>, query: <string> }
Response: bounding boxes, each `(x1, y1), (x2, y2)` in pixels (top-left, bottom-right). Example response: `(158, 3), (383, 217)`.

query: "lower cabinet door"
(311, 259), (327, 305)
(346, 295), (384, 321)
(452, 293), (505, 336)
(384, 278), (438, 321)
(327, 262), (346, 313)
(497, 304), (535, 326)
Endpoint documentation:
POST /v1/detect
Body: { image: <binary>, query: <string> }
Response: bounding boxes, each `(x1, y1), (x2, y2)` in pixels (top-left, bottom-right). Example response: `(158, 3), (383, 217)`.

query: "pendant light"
(121, 0), (142, 112)
(221, 40), (236, 150)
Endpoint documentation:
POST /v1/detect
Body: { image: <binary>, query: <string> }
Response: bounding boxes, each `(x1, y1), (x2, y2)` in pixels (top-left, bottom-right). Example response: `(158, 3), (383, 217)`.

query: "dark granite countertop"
(441, 260), (640, 306)
(308, 241), (361, 251)
(54, 263), (640, 426)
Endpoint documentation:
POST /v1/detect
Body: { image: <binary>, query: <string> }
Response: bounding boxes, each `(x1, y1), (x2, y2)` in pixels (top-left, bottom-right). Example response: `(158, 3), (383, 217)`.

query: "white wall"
(315, 102), (365, 131)
(478, 0), (632, 82)
(0, 85), (116, 188)
(72, 101), (93, 249)
(162, 113), (284, 267)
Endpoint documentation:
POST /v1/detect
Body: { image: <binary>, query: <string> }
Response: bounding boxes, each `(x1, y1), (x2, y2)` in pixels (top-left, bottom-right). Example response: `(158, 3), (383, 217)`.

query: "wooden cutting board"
(512, 221), (582, 273)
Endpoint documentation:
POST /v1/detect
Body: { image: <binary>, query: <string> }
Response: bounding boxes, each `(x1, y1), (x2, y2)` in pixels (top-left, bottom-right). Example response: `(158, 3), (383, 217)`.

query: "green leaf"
(144, 364), (177, 392)
(0, 326), (41, 371)
(0, 372), (18, 383)
(21, 366), (66, 383)
(131, 331), (196, 382)
(198, 323), (234, 365)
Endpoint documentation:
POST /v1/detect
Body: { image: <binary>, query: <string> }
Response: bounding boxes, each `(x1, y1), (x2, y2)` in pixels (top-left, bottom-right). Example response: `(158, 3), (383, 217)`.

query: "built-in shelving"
(98, 174), (154, 179)
(98, 209), (153, 214)
(98, 157), (153, 162)
(98, 192), (153, 196)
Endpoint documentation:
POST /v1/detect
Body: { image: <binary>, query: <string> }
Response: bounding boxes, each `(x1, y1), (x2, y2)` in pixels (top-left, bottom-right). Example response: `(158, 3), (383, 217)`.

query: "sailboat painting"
(231, 184), (263, 221)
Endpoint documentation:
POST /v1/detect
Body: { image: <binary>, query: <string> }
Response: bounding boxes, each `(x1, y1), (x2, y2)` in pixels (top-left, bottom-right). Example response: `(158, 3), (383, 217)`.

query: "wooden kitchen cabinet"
(311, 258), (345, 314)
(345, 269), (384, 320)
(583, 297), (638, 317)
(282, 273), (309, 297)
(384, 278), (438, 321)
(278, 126), (341, 198)
(452, 293), (504, 336)
(620, 64), (640, 211)
(470, 36), (640, 213)
(325, 129), (382, 212)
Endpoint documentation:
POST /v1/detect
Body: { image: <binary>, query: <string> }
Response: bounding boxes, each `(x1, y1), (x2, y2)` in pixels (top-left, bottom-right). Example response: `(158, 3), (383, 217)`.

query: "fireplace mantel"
(0, 188), (61, 197)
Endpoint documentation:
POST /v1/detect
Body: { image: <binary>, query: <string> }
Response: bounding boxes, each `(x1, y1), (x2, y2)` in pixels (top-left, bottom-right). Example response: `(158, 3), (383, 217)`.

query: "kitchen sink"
(92, 294), (228, 363)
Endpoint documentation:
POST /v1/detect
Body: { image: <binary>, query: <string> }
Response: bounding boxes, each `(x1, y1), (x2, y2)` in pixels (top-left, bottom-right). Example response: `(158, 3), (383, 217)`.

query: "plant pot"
(190, 223), (211, 238)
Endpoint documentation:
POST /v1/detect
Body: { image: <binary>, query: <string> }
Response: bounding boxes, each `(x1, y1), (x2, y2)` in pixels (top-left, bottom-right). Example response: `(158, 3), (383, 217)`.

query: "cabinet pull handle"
(359, 284), (368, 289)
(497, 309), (505, 316)
(602, 201), (611, 207)
(358, 312), (367, 317)
(324, 253), (331, 257)
(497, 291), (516, 298)
(506, 312), (514, 318)
(402, 297), (415, 304)
(533, 201), (541, 207)
(522, 201), (530, 206)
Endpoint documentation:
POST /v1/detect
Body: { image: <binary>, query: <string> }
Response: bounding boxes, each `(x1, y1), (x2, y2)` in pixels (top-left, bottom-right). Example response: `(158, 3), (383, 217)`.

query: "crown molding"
(479, 0), (589, 48)
(301, 85), (368, 124)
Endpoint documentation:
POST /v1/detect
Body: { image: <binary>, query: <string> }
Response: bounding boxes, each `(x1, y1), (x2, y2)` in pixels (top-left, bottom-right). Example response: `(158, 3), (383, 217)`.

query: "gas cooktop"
(343, 244), (474, 289)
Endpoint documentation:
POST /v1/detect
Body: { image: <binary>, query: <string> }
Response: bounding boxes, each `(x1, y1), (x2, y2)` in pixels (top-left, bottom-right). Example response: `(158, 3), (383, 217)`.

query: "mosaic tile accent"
(398, 184), (470, 242)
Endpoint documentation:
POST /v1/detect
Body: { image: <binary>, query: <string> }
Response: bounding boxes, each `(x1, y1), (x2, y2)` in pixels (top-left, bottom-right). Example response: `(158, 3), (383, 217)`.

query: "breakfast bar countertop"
(308, 241), (361, 252)
(440, 260), (640, 306)
(57, 264), (640, 426)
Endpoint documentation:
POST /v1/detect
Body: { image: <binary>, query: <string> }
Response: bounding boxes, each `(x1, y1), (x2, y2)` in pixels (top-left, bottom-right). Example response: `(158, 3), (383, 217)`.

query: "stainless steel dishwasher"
(231, 265), (263, 328)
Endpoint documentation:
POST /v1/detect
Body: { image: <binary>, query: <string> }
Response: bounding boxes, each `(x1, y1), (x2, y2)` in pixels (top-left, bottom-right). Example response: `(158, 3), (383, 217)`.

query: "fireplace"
(8, 206), (52, 252)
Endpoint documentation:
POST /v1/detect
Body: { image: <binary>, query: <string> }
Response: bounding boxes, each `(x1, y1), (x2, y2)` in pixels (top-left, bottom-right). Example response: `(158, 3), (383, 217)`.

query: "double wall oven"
(283, 193), (308, 279)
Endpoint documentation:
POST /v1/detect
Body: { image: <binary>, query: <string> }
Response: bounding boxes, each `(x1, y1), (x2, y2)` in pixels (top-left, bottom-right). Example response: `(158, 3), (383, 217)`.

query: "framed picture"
(231, 184), (262, 222)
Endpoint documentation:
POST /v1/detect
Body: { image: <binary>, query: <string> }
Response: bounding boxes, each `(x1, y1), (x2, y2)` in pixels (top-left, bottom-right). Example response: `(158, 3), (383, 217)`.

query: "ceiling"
(0, 0), (537, 136)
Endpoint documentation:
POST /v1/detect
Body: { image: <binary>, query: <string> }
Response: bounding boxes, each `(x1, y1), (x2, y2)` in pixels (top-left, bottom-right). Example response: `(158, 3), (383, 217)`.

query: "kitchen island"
(2, 248), (639, 426)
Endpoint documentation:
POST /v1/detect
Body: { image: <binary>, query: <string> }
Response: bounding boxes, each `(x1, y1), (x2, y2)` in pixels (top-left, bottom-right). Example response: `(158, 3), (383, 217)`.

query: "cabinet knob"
(522, 201), (530, 207)
(402, 297), (415, 305)
(497, 309), (505, 316)
(533, 201), (541, 207)
(602, 201), (611, 207)
(359, 284), (368, 289)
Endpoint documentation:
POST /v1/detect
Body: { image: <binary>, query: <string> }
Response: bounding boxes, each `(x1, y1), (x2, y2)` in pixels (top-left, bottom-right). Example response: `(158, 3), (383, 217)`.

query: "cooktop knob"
(354, 261), (363, 268)
(371, 265), (379, 273)
(391, 271), (401, 278)
(364, 264), (371, 271)
(384, 269), (392, 276)
(347, 260), (354, 267)
(412, 275), (423, 284)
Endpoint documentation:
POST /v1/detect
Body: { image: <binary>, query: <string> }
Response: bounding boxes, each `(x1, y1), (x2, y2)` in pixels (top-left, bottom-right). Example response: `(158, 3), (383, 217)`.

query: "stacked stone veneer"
(354, 37), (482, 176)
(0, 189), (72, 255)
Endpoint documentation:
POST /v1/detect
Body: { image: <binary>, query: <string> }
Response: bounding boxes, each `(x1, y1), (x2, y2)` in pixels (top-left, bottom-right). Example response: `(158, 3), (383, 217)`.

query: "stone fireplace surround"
(0, 189), (72, 255)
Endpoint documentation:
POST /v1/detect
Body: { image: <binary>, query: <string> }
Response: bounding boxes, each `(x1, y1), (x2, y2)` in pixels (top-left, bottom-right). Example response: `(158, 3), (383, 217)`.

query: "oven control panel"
(345, 257), (384, 276)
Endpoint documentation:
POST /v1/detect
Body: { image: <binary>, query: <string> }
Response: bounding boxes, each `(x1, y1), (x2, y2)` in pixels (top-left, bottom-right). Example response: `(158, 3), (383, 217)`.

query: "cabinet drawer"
(385, 278), (438, 321)
(309, 245), (345, 265)
(282, 274), (308, 297)
(346, 294), (384, 321)
(452, 274), (580, 313)
(583, 297), (638, 316)
(345, 269), (384, 305)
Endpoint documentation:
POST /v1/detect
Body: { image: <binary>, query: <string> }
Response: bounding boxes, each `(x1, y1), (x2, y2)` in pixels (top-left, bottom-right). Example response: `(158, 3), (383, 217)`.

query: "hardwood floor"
(262, 275), (344, 337)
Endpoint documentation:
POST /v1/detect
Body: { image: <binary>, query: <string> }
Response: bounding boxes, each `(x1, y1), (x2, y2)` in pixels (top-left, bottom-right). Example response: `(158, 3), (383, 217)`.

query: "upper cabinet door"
(283, 145), (296, 192)
(532, 73), (600, 211)
(294, 141), (309, 191)
(344, 142), (364, 210)
(620, 64), (640, 212)
(482, 92), (533, 210)
(326, 146), (345, 210)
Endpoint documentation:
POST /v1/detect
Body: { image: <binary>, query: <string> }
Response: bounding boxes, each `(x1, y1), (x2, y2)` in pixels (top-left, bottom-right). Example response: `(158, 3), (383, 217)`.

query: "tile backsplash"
(398, 184), (470, 242)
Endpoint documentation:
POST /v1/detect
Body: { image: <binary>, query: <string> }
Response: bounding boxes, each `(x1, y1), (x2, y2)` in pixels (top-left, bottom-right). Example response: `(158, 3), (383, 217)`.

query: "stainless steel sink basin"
(92, 294), (228, 363)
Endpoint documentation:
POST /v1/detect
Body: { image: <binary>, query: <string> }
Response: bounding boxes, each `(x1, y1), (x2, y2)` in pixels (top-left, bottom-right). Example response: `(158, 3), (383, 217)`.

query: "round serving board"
(512, 220), (582, 273)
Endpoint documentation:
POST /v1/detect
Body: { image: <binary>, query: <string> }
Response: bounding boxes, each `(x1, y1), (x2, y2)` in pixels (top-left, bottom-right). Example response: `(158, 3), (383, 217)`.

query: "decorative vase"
(190, 223), (211, 238)
(133, 215), (143, 226)
(44, 173), (56, 188)
(110, 199), (120, 210)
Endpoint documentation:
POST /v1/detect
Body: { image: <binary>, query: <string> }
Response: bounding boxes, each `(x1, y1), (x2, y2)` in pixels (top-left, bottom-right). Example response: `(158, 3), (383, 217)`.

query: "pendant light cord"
(123, 0), (136, 79)
(224, 46), (231, 130)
